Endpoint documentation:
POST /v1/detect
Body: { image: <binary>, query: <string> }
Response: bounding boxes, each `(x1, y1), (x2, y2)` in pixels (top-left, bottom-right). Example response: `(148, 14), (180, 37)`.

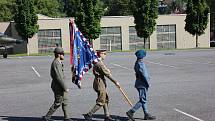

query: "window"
(100, 27), (122, 51)
(38, 29), (62, 53)
(129, 26), (149, 50)
(157, 25), (176, 49)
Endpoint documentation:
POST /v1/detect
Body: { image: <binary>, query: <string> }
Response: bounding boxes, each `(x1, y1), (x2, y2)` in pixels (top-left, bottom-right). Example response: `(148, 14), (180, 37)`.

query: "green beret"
(96, 49), (107, 52)
(54, 47), (64, 54)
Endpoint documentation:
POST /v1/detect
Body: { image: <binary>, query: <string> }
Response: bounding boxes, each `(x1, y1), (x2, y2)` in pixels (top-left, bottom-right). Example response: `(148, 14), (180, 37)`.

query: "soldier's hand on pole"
(65, 89), (69, 93)
(115, 81), (120, 88)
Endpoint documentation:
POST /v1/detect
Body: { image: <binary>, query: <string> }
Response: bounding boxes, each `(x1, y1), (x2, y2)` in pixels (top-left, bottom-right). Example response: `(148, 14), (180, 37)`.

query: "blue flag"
(70, 20), (99, 88)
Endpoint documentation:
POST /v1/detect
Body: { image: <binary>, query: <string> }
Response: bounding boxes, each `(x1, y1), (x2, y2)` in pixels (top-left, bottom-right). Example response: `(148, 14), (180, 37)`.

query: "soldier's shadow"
(92, 114), (129, 121)
(0, 115), (144, 121)
(0, 116), (41, 121)
(0, 116), (87, 121)
(93, 114), (145, 121)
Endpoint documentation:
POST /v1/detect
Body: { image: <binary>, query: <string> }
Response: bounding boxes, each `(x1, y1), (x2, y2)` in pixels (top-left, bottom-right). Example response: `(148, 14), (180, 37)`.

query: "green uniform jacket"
(93, 60), (117, 92)
(50, 59), (67, 92)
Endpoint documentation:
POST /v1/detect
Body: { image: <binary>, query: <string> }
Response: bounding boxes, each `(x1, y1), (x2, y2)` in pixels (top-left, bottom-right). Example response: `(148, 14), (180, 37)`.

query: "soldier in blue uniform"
(126, 50), (156, 120)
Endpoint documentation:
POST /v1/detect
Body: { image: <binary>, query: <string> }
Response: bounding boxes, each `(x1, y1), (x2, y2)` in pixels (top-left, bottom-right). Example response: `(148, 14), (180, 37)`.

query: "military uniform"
(93, 59), (117, 105)
(83, 59), (117, 121)
(43, 47), (71, 121)
(126, 50), (156, 121)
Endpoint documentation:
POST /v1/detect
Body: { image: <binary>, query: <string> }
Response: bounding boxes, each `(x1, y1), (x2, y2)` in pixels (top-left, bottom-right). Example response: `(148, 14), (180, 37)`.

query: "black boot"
(64, 118), (73, 121)
(144, 113), (156, 120)
(126, 110), (135, 121)
(42, 116), (50, 121)
(104, 116), (115, 121)
(83, 113), (92, 121)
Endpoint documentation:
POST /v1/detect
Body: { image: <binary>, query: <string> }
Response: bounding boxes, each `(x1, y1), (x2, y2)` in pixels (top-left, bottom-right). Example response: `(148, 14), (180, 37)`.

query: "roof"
(37, 14), (56, 20)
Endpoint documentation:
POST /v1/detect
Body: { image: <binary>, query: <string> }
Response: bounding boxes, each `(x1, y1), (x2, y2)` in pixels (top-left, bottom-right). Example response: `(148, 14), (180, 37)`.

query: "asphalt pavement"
(0, 49), (215, 121)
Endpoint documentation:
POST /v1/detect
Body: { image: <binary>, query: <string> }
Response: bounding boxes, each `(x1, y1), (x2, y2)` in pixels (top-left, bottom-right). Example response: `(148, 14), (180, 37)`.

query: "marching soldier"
(83, 49), (120, 121)
(42, 47), (72, 121)
(126, 50), (156, 121)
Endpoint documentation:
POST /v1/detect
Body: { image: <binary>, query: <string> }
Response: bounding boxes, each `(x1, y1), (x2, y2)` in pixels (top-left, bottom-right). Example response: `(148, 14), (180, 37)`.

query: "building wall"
(157, 14), (210, 48)
(96, 15), (210, 50)
(37, 18), (70, 52)
(0, 22), (11, 35)
(95, 16), (135, 51)
(0, 14), (210, 54)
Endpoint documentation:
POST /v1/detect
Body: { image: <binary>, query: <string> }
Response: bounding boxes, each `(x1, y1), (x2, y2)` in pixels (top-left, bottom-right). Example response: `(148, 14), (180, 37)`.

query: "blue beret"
(135, 50), (146, 59)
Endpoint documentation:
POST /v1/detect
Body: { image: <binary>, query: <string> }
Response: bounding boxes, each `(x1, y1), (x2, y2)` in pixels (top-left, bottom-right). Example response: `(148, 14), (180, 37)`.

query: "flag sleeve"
(99, 62), (117, 84)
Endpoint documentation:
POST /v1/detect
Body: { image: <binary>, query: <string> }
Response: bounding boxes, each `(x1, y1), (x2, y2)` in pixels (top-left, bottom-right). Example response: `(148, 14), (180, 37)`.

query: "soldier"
(126, 50), (156, 121)
(42, 47), (72, 121)
(83, 49), (120, 121)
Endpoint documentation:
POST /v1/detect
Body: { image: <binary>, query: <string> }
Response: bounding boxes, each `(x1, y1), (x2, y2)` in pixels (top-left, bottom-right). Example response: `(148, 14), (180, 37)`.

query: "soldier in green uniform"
(42, 47), (72, 121)
(83, 49), (120, 121)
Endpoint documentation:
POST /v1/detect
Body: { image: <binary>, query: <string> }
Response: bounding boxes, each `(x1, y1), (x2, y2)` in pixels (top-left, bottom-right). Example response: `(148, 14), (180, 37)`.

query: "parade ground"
(0, 49), (215, 121)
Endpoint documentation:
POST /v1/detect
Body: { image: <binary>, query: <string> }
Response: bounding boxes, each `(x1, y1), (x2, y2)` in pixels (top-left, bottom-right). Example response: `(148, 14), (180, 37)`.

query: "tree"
(33, 0), (65, 18)
(102, 0), (132, 16)
(130, 0), (158, 48)
(0, 0), (66, 22)
(185, 0), (209, 47)
(63, 0), (80, 17)
(170, 0), (187, 14)
(75, 0), (103, 44)
(0, 0), (16, 22)
(14, 0), (39, 55)
(206, 0), (215, 34)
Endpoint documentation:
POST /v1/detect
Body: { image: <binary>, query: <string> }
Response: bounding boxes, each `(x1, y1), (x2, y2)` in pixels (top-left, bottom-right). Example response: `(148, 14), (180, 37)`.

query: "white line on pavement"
(174, 108), (204, 121)
(145, 60), (177, 68)
(31, 66), (41, 77)
(184, 59), (215, 65)
(111, 63), (133, 71)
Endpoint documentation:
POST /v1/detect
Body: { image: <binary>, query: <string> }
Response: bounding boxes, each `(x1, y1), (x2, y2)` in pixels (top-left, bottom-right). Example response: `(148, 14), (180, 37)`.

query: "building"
(0, 14), (210, 54)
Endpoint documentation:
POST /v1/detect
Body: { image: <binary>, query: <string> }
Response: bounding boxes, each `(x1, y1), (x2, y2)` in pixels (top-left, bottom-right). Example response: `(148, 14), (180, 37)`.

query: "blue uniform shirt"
(134, 60), (150, 89)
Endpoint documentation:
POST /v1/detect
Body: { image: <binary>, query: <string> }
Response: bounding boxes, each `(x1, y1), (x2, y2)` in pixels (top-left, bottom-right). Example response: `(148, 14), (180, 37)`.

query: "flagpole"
(69, 19), (74, 65)
(69, 19), (77, 88)
(117, 86), (133, 107)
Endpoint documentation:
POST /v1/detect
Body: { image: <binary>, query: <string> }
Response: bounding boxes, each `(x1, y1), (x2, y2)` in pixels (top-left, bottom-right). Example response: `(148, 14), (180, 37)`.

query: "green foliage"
(185, 0), (209, 36)
(149, 0), (158, 33)
(0, 0), (65, 22)
(0, 0), (16, 22)
(75, 0), (103, 41)
(206, 0), (215, 32)
(185, 0), (209, 47)
(64, 0), (80, 17)
(102, 0), (132, 16)
(170, 0), (187, 13)
(130, 0), (158, 38)
(14, 0), (39, 40)
(33, 0), (65, 17)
